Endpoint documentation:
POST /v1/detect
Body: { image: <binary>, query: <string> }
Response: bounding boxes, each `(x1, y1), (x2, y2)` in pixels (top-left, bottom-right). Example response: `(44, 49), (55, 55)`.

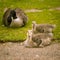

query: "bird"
(2, 8), (28, 27)
(32, 21), (56, 33)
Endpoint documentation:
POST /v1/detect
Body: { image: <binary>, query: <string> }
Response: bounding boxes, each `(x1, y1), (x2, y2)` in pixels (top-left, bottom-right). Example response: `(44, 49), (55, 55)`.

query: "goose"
(32, 33), (52, 47)
(32, 21), (56, 33)
(2, 8), (28, 27)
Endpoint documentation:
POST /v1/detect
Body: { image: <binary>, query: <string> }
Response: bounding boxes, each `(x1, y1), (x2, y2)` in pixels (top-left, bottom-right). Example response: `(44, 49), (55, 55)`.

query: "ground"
(0, 42), (60, 60)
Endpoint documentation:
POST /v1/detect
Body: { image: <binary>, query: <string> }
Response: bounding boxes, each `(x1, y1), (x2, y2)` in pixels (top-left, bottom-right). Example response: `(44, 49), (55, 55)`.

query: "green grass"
(0, 0), (60, 11)
(0, 0), (60, 41)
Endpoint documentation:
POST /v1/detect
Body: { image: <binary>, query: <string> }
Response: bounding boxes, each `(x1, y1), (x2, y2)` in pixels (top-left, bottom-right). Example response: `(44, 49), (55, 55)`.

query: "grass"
(0, 0), (60, 41)
(0, 0), (60, 9)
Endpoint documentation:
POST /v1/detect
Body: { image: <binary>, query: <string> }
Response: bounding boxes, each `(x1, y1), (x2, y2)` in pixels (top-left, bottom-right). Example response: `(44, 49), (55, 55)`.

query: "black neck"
(10, 10), (17, 19)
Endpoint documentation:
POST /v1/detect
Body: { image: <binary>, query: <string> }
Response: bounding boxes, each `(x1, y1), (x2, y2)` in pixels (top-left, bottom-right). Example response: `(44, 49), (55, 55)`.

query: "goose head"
(7, 10), (17, 26)
(10, 10), (17, 20)
(9, 10), (24, 27)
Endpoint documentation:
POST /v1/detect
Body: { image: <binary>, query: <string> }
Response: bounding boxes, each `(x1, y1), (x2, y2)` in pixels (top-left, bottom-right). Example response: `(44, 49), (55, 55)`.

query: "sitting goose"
(32, 21), (56, 33)
(2, 8), (28, 27)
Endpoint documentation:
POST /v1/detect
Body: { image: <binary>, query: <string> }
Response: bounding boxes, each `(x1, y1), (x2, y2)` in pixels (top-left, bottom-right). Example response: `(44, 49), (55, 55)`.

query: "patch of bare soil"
(0, 42), (60, 60)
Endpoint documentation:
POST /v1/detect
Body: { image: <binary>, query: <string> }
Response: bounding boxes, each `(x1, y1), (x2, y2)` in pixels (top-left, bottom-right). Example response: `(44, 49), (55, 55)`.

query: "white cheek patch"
(10, 17), (23, 27)
(14, 18), (20, 21)
(14, 18), (22, 23)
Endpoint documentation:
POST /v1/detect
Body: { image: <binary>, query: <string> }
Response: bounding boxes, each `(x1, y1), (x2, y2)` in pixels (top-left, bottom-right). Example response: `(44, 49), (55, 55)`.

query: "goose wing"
(2, 8), (12, 26)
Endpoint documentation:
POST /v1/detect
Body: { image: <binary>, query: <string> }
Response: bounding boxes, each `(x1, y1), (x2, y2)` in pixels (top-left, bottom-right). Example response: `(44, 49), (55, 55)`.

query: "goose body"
(2, 8), (28, 27)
